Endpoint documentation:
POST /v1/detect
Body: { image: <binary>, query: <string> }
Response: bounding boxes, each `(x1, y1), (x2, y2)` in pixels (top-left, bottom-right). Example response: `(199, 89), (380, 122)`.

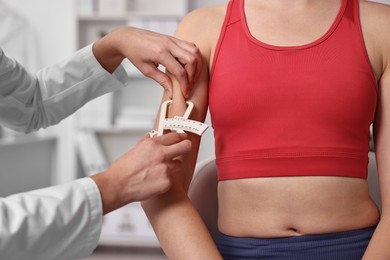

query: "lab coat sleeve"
(0, 44), (128, 133)
(0, 177), (103, 260)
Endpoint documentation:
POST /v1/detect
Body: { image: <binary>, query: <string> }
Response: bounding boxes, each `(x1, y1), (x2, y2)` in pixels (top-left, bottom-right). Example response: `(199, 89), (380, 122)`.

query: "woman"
(142, 0), (390, 259)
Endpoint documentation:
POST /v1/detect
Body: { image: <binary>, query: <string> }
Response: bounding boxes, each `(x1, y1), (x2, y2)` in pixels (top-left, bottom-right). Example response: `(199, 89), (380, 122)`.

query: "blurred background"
(0, 0), (388, 259)
(0, 0), (222, 258)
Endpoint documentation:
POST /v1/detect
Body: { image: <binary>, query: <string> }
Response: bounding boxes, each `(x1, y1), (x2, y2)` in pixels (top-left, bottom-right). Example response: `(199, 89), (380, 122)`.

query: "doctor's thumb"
(145, 66), (173, 98)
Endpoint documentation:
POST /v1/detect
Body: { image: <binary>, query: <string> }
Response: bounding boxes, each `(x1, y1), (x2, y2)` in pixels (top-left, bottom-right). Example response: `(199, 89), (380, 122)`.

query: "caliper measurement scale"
(149, 100), (208, 137)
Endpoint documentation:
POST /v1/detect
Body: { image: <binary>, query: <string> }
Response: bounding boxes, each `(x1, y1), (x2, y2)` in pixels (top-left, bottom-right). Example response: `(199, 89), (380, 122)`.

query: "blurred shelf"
(78, 12), (182, 22)
(0, 134), (57, 147)
(98, 203), (159, 248)
(98, 236), (160, 248)
(78, 125), (152, 134)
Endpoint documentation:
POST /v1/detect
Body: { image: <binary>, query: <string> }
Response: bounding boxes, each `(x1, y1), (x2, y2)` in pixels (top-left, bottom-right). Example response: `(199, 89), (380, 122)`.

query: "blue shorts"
(216, 226), (376, 260)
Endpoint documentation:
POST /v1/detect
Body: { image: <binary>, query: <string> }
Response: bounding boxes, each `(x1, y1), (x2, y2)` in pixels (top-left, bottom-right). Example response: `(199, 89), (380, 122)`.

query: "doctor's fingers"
(153, 132), (189, 145)
(124, 160), (182, 202)
(162, 138), (192, 161)
(153, 133), (192, 158)
(156, 40), (201, 98)
(169, 38), (202, 85)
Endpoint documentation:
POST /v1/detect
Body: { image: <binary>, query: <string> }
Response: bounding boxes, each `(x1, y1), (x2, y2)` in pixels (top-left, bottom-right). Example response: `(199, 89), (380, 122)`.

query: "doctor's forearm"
(92, 29), (125, 74)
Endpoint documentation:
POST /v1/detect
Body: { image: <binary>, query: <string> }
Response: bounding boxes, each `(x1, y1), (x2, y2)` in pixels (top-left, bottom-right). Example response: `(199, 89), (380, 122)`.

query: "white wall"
(371, 0), (390, 4)
(191, 0), (390, 9)
(3, 0), (77, 69)
(3, 0), (78, 184)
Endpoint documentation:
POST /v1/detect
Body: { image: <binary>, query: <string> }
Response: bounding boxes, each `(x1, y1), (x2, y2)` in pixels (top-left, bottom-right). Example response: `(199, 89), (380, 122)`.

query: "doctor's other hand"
(93, 26), (202, 98)
(91, 132), (192, 215)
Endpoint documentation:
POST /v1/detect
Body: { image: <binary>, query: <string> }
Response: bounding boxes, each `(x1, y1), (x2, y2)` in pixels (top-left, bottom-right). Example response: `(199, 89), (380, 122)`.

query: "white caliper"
(149, 100), (208, 137)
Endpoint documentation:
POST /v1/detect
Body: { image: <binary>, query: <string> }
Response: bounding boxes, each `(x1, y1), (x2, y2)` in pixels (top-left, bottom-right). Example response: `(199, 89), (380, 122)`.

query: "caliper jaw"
(149, 100), (208, 138)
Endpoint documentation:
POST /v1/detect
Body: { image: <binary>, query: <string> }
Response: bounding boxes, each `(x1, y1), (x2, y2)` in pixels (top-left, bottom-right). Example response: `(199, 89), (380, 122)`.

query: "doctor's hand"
(91, 132), (192, 215)
(92, 26), (202, 98)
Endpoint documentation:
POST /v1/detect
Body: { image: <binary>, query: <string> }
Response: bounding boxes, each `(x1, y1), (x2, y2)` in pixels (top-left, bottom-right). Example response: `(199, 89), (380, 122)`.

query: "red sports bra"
(209, 0), (377, 181)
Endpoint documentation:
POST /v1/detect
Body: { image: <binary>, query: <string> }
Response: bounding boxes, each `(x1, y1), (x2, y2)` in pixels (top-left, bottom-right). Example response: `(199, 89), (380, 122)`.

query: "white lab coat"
(0, 44), (128, 260)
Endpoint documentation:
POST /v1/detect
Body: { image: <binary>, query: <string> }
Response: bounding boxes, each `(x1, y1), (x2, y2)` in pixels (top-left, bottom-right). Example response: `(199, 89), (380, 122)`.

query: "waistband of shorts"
(217, 225), (377, 245)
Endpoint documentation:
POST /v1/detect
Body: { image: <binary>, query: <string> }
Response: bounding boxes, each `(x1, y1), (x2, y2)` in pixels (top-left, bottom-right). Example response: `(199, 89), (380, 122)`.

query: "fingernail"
(166, 88), (172, 98)
(185, 89), (190, 98)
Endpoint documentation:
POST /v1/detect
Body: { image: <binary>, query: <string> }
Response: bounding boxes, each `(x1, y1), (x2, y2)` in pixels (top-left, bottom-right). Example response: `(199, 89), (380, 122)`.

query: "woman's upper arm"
(156, 7), (219, 189)
(366, 37), (390, 258)
(169, 7), (217, 118)
(375, 66), (390, 214)
(372, 3), (390, 215)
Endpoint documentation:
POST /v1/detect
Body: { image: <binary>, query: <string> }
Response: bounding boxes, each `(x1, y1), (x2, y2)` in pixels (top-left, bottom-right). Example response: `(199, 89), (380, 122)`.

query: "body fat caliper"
(149, 100), (208, 137)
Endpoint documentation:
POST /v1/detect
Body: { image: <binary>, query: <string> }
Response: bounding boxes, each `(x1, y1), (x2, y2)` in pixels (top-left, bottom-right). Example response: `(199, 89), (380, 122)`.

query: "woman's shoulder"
(185, 4), (227, 23)
(174, 4), (228, 59)
(176, 4), (228, 40)
(359, 0), (390, 33)
(359, 0), (390, 73)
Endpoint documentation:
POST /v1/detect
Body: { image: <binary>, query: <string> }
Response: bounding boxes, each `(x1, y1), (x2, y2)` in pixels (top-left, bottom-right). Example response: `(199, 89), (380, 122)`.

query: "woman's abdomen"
(217, 176), (380, 238)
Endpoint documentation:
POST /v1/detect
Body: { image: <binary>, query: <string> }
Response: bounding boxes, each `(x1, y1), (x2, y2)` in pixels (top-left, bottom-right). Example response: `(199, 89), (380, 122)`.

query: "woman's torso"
(205, 0), (384, 238)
